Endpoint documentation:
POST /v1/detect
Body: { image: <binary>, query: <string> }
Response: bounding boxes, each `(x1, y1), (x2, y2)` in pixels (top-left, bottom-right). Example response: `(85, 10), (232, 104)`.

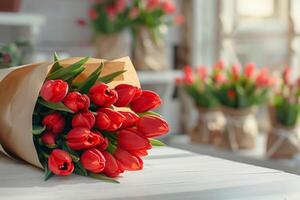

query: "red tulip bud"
(183, 65), (194, 84)
(114, 84), (141, 107)
(130, 90), (162, 113)
(214, 73), (227, 84)
(48, 149), (74, 175)
(41, 131), (56, 147)
(231, 64), (241, 80)
(255, 68), (270, 87)
(42, 112), (65, 134)
(137, 115), (169, 138)
(119, 111), (139, 129)
(72, 111), (95, 129)
(66, 127), (101, 150)
(63, 92), (90, 113)
(227, 89), (236, 100)
(244, 63), (256, 78)
(95, 108), (126, 131)
(89, 83), (118, 107)
(161, 0), (176, 14)
(196, 66), (207, 81)
(40, 80), (68, 103)
(114, 147), (143, 171)
(214, 60), (225, 71)
(102, 151), (124, 177)
(81, 148), (106, 173)
(283, 66), (291, 85)
(118, 128), (151, 151)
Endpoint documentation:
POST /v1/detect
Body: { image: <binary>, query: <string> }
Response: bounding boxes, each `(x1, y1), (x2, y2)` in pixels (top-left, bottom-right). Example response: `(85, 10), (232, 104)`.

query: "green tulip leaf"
(49, 52), (63, 73)
(149, 139), (165, 146)
(37, 98), (74, 113)
(74, 162), (88, 177)
(32, 125), (46, 135)
(44, 162), (54, 181)
(62, 143), (80, 162)
(88, 172), (119, 183)
(46, 56), (89, 80)
(77, 63), (104, 94)
(138, 111), (162, 117)
(98, 70), (126, 84)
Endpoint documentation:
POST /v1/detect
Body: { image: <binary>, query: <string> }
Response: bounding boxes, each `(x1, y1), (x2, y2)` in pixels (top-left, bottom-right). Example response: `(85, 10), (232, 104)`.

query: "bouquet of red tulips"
(267, 66), (300, 158)
(214, 62), (275, 150)
(0, 55), (169, 182)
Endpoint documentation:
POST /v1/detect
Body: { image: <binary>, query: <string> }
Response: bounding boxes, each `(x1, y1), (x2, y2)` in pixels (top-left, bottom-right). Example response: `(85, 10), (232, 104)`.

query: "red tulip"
(244, 63), (256, 78)
(42, 112), (65, 134)
(227, 89), (236, 100)
(119, 111), (139, 129)
(102, 151), (124, 177)
(214, 60), (225, 71)
(231, 64), (241, 80)
(72, 111), (95, 129)
(214, 73), (227, 84)
(137, 115), (169, 138)
(114, 147), (143, 170)
(183, 65), (194, 84)
(130, 149), (149, 157)
(41, 131), (56, 147)
(118, 128), (151, 151)
(196, 66), (207, 81)
(147, 0), (160, 10)
(89, 83), (118, 107)
(283, 66), (291, 85)
(95, 108), (126, 131)
(63, 92), (90, 113)
(95, 137), (109, 151)
(114, 84), (141, 107)
(48, 149), (74, 175)
(88, 8), (98, 20)
(40, 80), (68, 103)
(256, 68), (271, 87)
(81, 148), (106, 173)
(66, 127), (101, 150)
(130, 90), (162, 113)
(161, 0), (176, 14)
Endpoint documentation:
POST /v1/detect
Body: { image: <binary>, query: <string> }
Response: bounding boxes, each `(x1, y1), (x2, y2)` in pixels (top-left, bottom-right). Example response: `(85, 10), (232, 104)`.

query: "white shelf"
(0, 12), (45, 27)
(137, 70), (182, 84)
(168, 134), (300, 175)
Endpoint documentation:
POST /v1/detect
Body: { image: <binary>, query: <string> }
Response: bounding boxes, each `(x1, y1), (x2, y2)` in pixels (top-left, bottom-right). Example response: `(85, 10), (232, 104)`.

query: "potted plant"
(177, 62), (225, 145)
(214, 62), (274, 150)
(85, 0), (133, 59)
(267, 66), (300, 159)
(130, 0), (179, 71)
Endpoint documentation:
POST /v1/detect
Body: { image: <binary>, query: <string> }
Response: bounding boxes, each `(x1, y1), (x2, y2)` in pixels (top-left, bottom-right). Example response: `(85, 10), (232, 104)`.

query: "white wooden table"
(1, 147), (300, 200)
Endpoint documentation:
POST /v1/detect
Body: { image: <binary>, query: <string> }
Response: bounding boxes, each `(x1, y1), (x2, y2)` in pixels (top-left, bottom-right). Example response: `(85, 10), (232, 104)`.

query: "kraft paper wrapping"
(0, 57), (140, 169)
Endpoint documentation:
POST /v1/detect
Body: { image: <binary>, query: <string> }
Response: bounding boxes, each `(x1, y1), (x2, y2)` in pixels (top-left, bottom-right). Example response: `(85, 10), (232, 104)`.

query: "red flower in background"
(174, 15), (185, 25)
(102, 151), (124, 177)
(89, 83), (118, 107)
(48, 149), (74, 175)
(161, 0), (176, 14)
(129, 6), (139, 19)
(137, 115), (169, 138)
(227, 89), (236, 100)
(76, 18), (87, 27)
(214, 60), (225, 71)
(88, 8), (98, 20)
(66, 127), (101, 150)
(96, 108), (126, 131)
(42, 112), (65, 134)
(130, 90), (162, 113)
(63, 92), (90, 113)
(244, 63), (256, 78)
(146, 0), (161, 10)
(106, 5), (117, 20)
(231, 64), (241, 80)
(196, 66), (207, 81)
(40, 80), (69, 103)
(214, 73), (227, 84)
(183, 65), (194, 84)
(115, 0), (127, 13)
(72, 111), (95, 129)
(283, 66), (291, 85)
(255, 68), (272, 87)
(81, 148), (106, 173)
(114, 147), (143, 170)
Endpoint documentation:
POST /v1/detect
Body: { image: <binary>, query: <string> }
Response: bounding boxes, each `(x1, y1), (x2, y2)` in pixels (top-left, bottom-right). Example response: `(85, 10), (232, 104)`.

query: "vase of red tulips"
(131, 0), (178, 71)
(87, 0), (133, 59)
(178, 63), (225, 145)
(266, 66), (300, 159)
(214, 62), (274, 150)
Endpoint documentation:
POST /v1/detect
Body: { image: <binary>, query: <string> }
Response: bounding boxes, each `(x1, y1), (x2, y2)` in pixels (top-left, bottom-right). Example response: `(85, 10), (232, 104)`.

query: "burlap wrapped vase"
(266, 107), (300, 159)
(132, 27), (168, 71)
(220, 107), (258, 150)
(95, 30), (131, 60)
(190, 107), (225, 145)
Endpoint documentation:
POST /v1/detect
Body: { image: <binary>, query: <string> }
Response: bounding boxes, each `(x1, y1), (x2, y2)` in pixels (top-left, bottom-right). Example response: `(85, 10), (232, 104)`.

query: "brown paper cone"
(0, 57), (140, 168)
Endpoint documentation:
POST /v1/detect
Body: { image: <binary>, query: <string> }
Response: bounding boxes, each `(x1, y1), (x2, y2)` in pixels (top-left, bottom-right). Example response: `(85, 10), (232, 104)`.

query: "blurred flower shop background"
(2, 0), (300, 175)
